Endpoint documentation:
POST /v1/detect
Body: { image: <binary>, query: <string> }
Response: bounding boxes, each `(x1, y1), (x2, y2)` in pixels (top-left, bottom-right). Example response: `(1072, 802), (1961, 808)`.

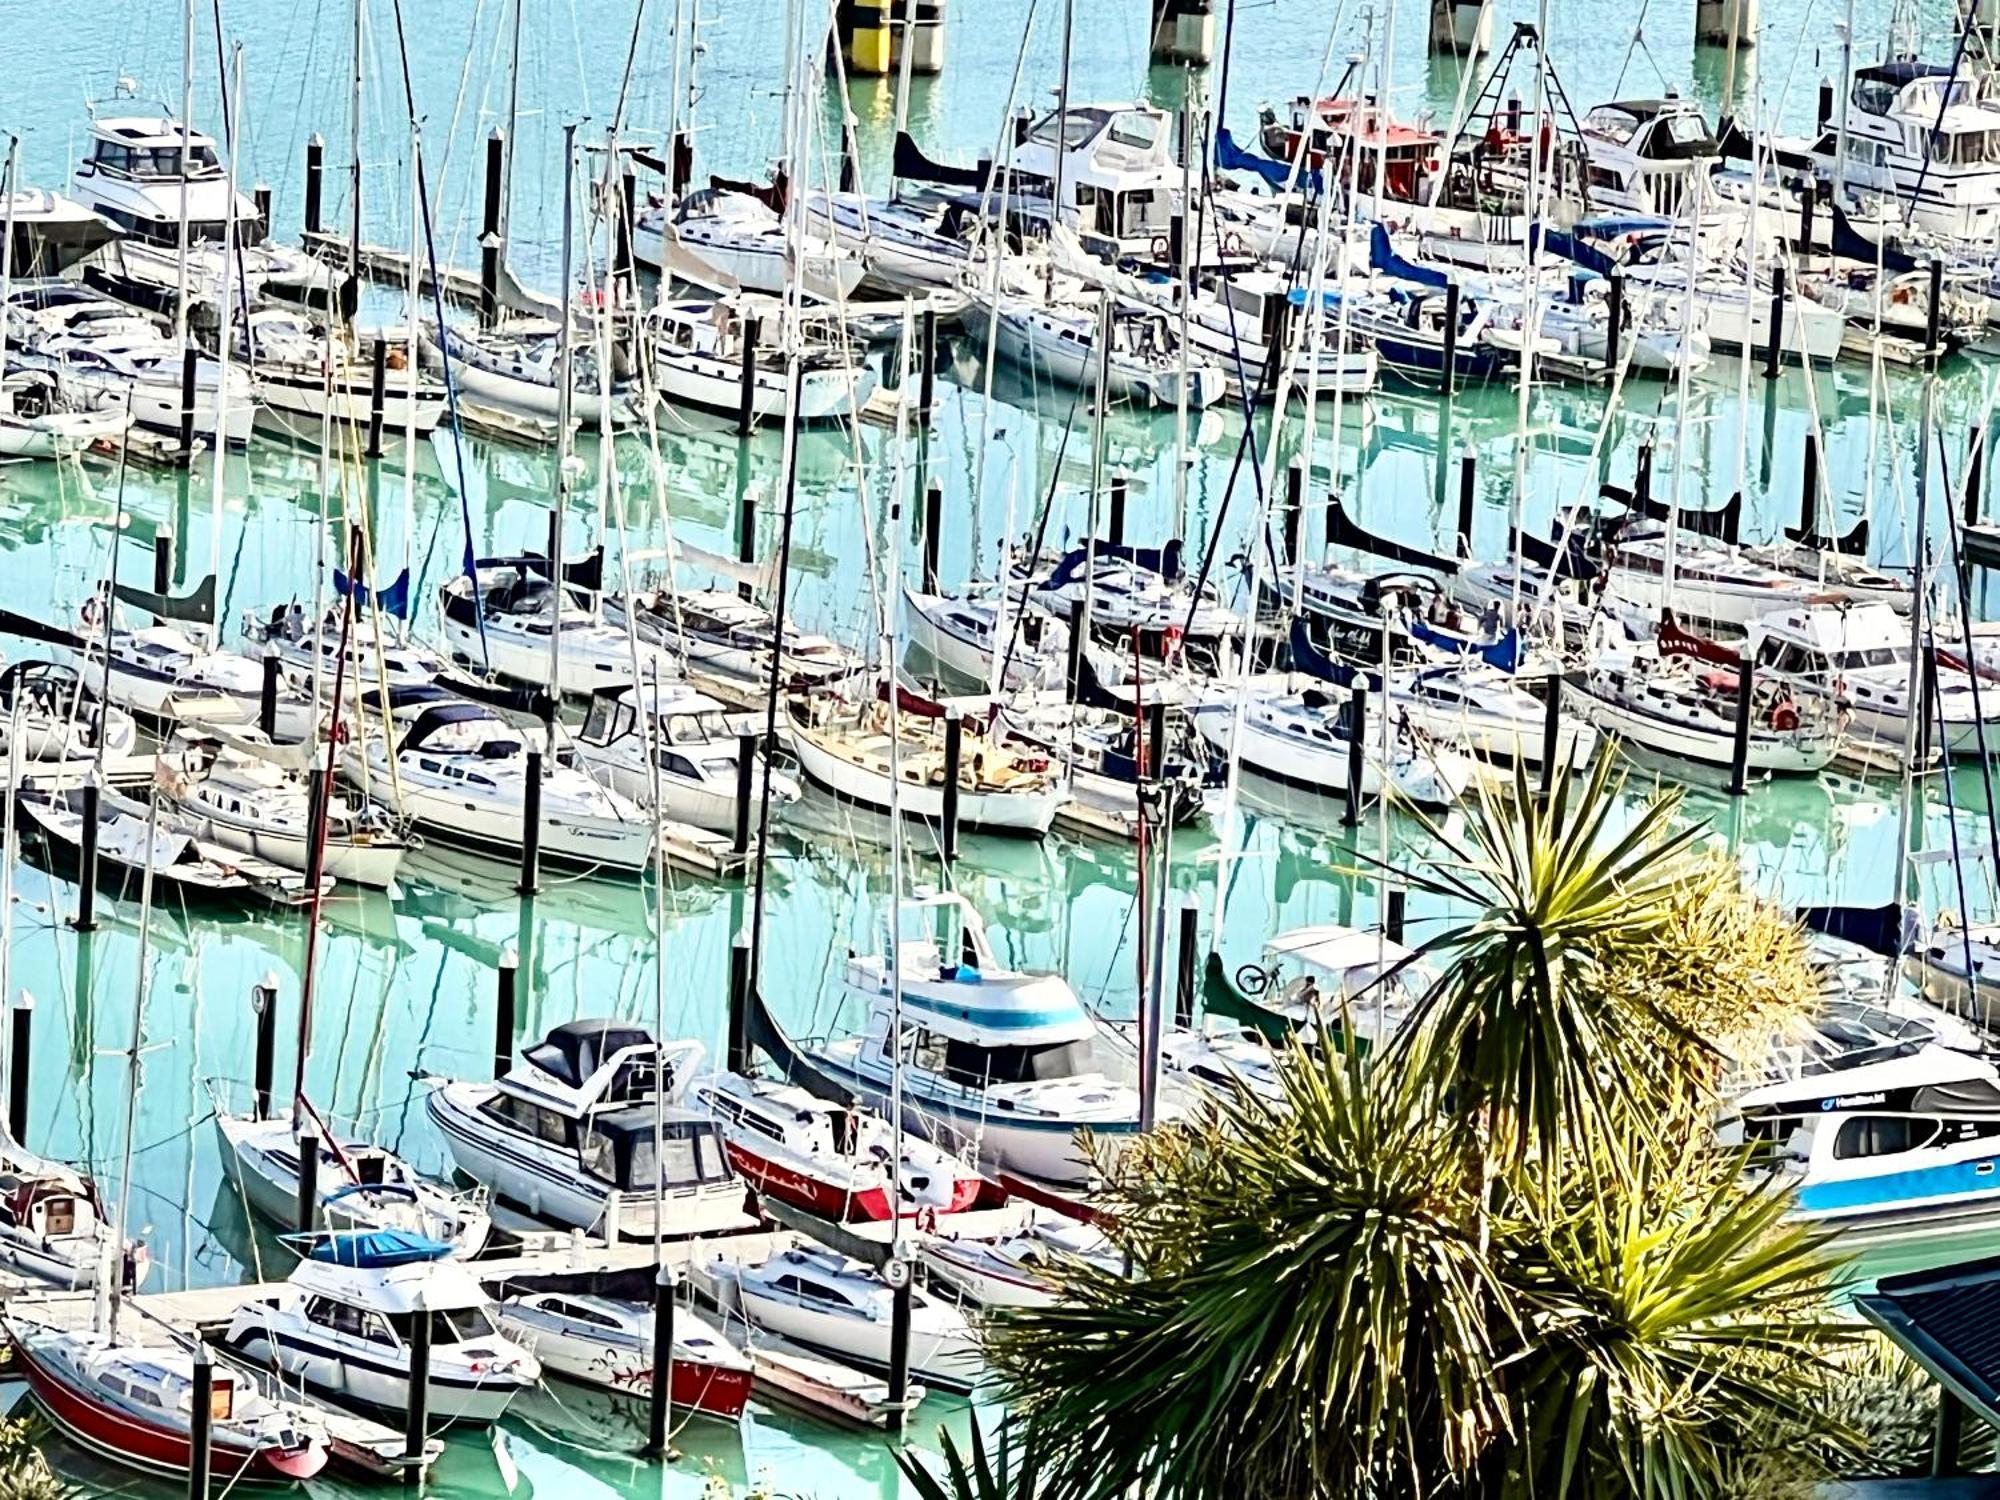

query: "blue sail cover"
(1528, 222), (1619, 278)
(1368, 223), (1449, 289)
(1044, 538), (1185, 588)
(1830, 202), (1921, 274)
(295, 1228), (454, 1268)
(1214, 127), (1323, 196)
(333, 566), (412, 620)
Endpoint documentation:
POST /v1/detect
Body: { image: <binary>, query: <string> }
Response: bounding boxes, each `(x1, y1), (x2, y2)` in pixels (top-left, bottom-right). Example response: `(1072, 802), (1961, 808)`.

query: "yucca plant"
(895, 1418), (1041, 1500)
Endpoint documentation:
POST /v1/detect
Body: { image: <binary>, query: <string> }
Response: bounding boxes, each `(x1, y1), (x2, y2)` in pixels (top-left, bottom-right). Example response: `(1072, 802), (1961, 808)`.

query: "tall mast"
(505, 0), (524, 223)
(349, 0), (366, 326)
(1052, 0), (1074, 231)
(106, 794), (162, 1343)
(885, 305), (912, 1247)
(549, 124), (577, 751)
(175, 0), (195, 344)
(0, 140), (16, 402)
(208, 44), (242, 647)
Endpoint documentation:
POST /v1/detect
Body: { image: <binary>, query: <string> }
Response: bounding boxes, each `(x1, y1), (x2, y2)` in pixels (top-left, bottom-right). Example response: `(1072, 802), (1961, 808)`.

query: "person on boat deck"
(1479, 599), (1501, 642)
(286, 601), (306, 641)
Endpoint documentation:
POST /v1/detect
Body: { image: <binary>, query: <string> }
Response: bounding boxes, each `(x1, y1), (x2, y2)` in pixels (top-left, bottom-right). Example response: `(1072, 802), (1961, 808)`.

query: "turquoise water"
(1, 0), (1999, 1493)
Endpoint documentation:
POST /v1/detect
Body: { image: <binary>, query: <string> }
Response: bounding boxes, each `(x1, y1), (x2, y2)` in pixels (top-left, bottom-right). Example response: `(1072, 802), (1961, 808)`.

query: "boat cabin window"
(583, 696), (636, 745)
(92, 141), (223, 178)
(1831, 1114), (1943, 1159)
(1108, 111), (1162, 152)
(1852, 75), (1906, 118)
(621, 1124), (730, 1189)
(544, 1299), (620, 1329)
(664, 711), (730, 746)
(304, 1295), (396, 1345)
(903, 1025), (1096, 1087)
(481, 1090), (575, 1147)
(1911, 1078), (2000, 1114)
(769, 1272), (855, 1309)
(386, 1305), (500, 1346)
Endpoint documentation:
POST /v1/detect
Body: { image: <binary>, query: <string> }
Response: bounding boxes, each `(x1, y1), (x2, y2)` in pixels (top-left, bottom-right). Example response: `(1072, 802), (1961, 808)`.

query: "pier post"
(1108, 474), (1128, 549)
(1603, 272), (1625, 377)
(304, 134), (324, 238)
(1441, 282), (1460, 397)
(737, 483), (758, 602)
(1457, 450), (1476, 556)
(941, 709), (963, 866)
(7, 993), (30, 1145)
(1283, 462), (1304, 567)
(252, 185), (273, 235)
(922, 480), (943, 594)
(494, 950), (518, 1080)
(188, 1345), (213, 1500)
(1762, 265), (1786, 378)
(736, 317), (761, 436)
(1634, 440), (1655, 509)
(252, 976), (278, 1121)
(733, 735), (756, 856)
(1797, 188), (1816, 255)
(615, 169), (636, 283)
(1727, 653), (1756, 797)
(918, 307), (938, 418)
(1926, 259), (1945, 368)
(517, 752), (543, 896)
(645, 1264), (676, 1456)
(1969, 426), (1987, 526)
(1150, 0), (1216, 63)
(1695, 0), (1758, 47)
(365, 338), (388, 459)
(1342, 686), (1367, 826)
(405, 1290), (431, 1479)
(259, 650), (281, 738)
(1817, 79), (1834, 132)
(73, 783), (100, 933)
(179, 347), (199, 461)
(1539, 674), (1564, 796)
(1175, 898), (1197, 1030)
(1386, 885), (1407, 944)
(480, 129), (505, 330)
(1919, 652), (1938, 768)
(296, 1122), (320, 1234)
(304, 775), (328, 898)
(1798, 432), (1820, 538)
(154, 528), (175, 595)
(1147, 701), (1167, 780)
(886, 1269), (913, 1432)
(1065, 598), (1087, 702)
(727, 931), (751, 1075)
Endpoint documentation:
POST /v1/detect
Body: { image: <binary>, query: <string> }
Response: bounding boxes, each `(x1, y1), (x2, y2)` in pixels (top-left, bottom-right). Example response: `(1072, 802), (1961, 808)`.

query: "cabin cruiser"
(805, 893), (1182, 1185)
(1745, 604), (2000, 762)
(1208, 923), (1435, 1046)
(5, 281), (256, 444)
(0, 368), (130, 458)
(961, 281), (1226, 410)
(646, 188), (866, 300)
(1811, 61), (2000, 242)
(604, 580), (864, 691)
(649, 297), (876, 426)
(1730, 1045), (2000, 1243)
(574, 681), (800, 833)
(424, 319), (641, 426)
(424, 1021), (746, 1240)
(497, 1290), (753, 1419)
(161, 736), (412, 889)
(6, 1318), (325, 1483)
(1580, 643), (1844, 775)
(708, 1245), (982, 1392)
(1905, 921), (2000, 1026)
(240, 599), (445, 693)
(916, 1214), (1120, 1309)
(1187, 687), (1476, 808)
(0, 1146), (148, 1291)
(1008, 101), (1179, 258)
(70, 113), (330, 313)
(690, 1072), (982, 1222)
(1577, 95), (1720, 218)
(212, 1101), (489, 1254)
(438, 562), (680, 696)
(786, 692), (1068, 838)
(342, 685), (656, 871)
(221, 1229), (538, 1424)
(903, 582), (1072, 691)
(0, 659), (136, 764)
(238, 306), (447, 442)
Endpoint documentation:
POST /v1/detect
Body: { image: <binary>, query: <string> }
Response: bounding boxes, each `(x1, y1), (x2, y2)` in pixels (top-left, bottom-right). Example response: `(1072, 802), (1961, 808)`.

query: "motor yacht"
(497, 1290), (753, 1419)
(575, 681), (798, 833)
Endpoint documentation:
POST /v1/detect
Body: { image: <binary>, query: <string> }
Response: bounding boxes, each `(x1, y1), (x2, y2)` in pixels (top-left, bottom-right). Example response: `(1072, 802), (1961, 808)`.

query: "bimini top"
(526, 1020), (657, 1088)
(1265, 924), (1420, 983)
(301, 1228), (452, 1268)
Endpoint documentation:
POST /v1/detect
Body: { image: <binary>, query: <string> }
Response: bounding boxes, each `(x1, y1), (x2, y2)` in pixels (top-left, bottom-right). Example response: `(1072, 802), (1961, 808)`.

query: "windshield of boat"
(664, 710), (730, 745)
(905, 1029), (1101, 1087)
(92, 142), (223, 178)
(1028, 107), (1110, 150)
(621, 1125), (731, 1188)
(385, 1305), (498, 1346)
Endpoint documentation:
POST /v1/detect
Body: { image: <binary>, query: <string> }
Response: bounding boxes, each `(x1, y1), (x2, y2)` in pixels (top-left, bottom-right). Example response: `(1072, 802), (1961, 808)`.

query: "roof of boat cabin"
(289, 1248), (494, 1313)
(1854, 60), (1954, 85)
(1263, 924), (1416, 971)
(1731, 1040), (1997, 1110)
(525, 1020), (659, 1088)
(1749, 602), (1906, 652)
(89, 116), (219, 148)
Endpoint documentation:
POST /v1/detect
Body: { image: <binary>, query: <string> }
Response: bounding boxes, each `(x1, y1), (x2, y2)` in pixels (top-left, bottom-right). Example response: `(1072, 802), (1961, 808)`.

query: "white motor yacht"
(424, 1021), (747, 1240)
(342, 685), (655, 872)
(708, 1245), (983, 1392)
(221, 1229), (538, 1424)
(574, 682), (799, 833)
(497, 1291), (753, 1419)
(807, 893), (1179, 1185)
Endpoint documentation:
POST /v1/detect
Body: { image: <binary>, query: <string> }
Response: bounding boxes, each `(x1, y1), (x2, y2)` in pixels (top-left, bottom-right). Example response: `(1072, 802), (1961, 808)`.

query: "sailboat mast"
(884, 305), (912, 1238)
(1891, 368), (1936, 906)
(349, 0), (365, 316)
(175, 0), (195, 345)
(208, 44), (242, 647)
(107, 794), (162, 1343)
(0, 140), (15, 390)
(550, 123), (577, 745)
(1053, 0), (1074, 230)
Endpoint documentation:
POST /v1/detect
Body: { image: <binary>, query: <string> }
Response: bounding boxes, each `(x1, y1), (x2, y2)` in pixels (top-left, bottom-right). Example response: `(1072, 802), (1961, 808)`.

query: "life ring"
(1222, 232), (1247, 259)
(1769, 699), (1800, 731)
(1150, 234), (1170, 262)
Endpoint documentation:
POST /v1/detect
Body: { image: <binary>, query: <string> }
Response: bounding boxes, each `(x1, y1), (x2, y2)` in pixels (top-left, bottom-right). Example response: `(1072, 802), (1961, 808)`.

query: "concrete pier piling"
(1150, 0), (1217, 64)
(840, 0), (946, 77)
(1429, 0), (1494, 57)
(1695, 0), (1758, 47)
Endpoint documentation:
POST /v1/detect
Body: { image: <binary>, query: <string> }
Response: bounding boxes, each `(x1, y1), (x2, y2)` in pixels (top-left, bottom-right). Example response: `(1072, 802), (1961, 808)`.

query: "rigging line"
(1933, 442), (2000, 869)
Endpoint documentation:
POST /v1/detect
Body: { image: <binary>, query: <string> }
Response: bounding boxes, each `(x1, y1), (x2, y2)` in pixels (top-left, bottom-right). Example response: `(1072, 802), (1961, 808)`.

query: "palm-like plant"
(1385, 755), (1717, 1170)
(895, 1418), (1041, 1500)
